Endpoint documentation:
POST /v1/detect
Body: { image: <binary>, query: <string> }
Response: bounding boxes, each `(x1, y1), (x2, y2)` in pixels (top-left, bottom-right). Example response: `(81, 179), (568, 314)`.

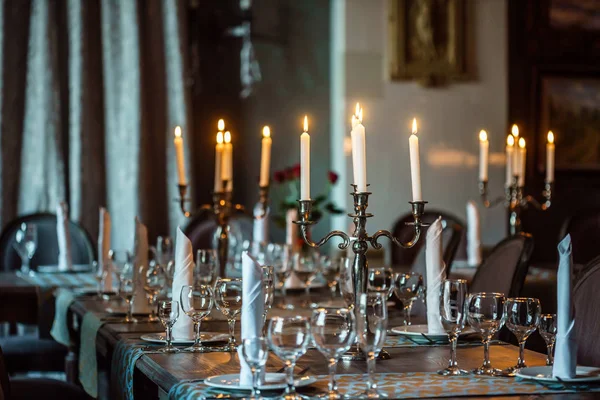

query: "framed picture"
(388, 0), (470, 86)
(538, 75), (600, 171)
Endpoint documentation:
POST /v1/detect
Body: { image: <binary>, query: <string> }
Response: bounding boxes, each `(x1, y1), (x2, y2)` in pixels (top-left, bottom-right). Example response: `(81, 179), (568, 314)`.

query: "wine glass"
(180, 284), (214, 352)
(339, 258), (355, 309)
(538, 314), (557, 366)
(356, 292), (388, 398)
(503, 297), (541, 374)
(438, 279), (469, 376)
(14, 223), (37, 274)
(394, 272), (424, 328)
(93, 260), (109, 299)
(293, 251), (320, 298)
(109, 249), (132, 296)
(143, 264), (166, 321)
(467, 292), (506, 376)
(320, 256), (343, 297)
(214, 278), (243, 351)
(155, 236), (173, 267)
(367, 267), (394, 298)
(311, 307), (356, 399)
(268, 316), (311, 400)
(269, 244), (293, 309)
(262, 265), (274, 325)
(157, 300), (180, 353)
(196, 249), (218, 286)
(243, 240), (268, 264)
(241, 337), (269, 400)
(119, 263), (137, 323)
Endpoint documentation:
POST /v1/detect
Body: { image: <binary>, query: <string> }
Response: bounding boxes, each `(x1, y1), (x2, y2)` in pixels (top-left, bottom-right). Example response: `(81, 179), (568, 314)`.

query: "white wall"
(331, 0), (508, 251)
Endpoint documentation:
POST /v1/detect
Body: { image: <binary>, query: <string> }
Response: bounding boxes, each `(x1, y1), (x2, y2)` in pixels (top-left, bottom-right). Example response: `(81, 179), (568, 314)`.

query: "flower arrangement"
(272, 163), (344, 227)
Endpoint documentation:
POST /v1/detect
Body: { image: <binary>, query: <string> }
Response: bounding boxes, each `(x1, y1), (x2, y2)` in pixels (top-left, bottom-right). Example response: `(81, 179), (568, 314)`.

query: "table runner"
(168, 372), (600, 399)
(110, 340), (145, 400)
(49, 289), (77, 345)
(18, 271), (96, 288)
(79, 312), (106, 398)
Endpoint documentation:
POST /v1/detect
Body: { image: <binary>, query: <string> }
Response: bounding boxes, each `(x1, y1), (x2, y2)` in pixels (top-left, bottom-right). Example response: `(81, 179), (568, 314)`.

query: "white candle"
(505, 134), (514, 186)
(511, 124), (520, 179)
(546, 131), (555, 182)
(350, 103), (367, 192)
(259, 126), (272, 187)
(214, 131), (224, 192)
(173, 126), (187, 186)
(222, 131), (233, 191)
(409, 118), (422, 202)
(518, 137), (526, 187)
(300, 116), (310, 200)
(478, 130), (489, 181)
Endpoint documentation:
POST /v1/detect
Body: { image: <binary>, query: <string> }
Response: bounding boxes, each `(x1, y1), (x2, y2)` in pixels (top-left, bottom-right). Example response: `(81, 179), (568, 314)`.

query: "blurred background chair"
(184, 213), (253, 254)
(573, 255), (600, 367)
(560, 209), (600, 266)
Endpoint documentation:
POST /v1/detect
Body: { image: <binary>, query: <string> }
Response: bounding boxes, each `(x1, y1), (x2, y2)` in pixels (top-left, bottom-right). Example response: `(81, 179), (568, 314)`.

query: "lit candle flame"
(358, 107), (363, 123)
(355, 103), (360, 117)
(351, 115), (357, 126)
(174, 126), (182, 138)
(218, 119), (225, 131)
(507, 134), (515, 146)
(479, 130), (488, 142)
(263, 126), (270, 138)
(518, 137), (526, 149)
(548, 131), (554, 144)
(224, 131), (231, 144)
(511, 124), (519, 137)
(412, 118), (418, 134)
(303, 116), (308, 132)
(216, 131), (223, 144)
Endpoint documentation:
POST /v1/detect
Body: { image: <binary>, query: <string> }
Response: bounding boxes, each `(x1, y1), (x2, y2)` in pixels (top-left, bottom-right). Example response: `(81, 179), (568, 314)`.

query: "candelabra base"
(340, 348), (391, 361)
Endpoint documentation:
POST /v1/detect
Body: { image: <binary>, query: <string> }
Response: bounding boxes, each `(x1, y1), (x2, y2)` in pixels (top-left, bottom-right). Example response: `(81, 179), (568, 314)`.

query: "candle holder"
(479, 177), (552, 235)
(295, 184), (428, 360)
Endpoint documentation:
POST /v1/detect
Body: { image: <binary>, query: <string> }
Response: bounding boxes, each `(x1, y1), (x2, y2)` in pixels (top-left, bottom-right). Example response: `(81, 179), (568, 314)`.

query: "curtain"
(0, 0), (192, 249)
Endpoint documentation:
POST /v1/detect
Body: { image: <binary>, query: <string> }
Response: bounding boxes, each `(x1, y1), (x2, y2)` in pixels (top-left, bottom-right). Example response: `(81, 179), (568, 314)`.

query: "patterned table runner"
(18, 270), (96, 288)
(79, 312), (106, 398)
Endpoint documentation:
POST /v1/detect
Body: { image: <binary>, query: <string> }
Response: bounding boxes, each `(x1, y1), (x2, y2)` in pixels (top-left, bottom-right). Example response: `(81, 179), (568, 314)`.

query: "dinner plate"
(390, 324), (475, 343)
(37, 264), (92, 273)
(204, 373), (317, 391)
(516, 366), (600, 383)
(140, 332), (229, 345)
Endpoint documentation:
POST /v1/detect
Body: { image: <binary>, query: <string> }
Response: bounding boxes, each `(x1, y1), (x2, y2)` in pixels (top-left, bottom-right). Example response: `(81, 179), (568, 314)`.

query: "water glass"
(214, 278), (243, 351)
(119, 263), (137, 323)
(538, 314), (557, 365)
(394, 272), (424, 327)
(293, 251), (320, 297)
(180, 284), (214, 352)
(155, 236), (174, 267)
(504, 297), (541, 373)
(241, 337), (269, 400)
(356, 292), (388, 398)
(196, 249), (218, 286)
(467, 292), (506, 376)
(339, 258), (355, 309)
(243, 240), (268, 264)
(109, 249), (132, 296)
(262, 265), (274, 325)
(438, 279), (469, 376)
(93, 260), (109, 299)
(367, 267), (394, 298)
(311, 307), (356, 399)
(157, 300), (180, 353)
(144, 264), (167, 321)
(320, 256), (343, 297)
(268, 316), (311, 400)
(14, 223), (37, 274)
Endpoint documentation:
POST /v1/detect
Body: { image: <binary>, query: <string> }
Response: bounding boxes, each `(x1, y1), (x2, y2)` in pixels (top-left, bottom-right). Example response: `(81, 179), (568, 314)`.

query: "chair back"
(573, 255), (600, 367)
(560, 210), (600, 265)
(0, 346), (9, 400)
(469, 232), (534, 297)
(183, 213), (253, 254)
(0, 213), (95, 272)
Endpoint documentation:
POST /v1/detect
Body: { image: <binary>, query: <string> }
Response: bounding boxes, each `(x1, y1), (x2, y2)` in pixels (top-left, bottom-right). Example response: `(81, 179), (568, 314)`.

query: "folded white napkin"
(172, 228), (194, 339)
(132, 217), (151, 314)
(238, 251), (265, 385)
(57, 202), (73, 272)
(553, 234), (577, 378)
(252, 203), (269, 244)
(98, 207), (113, 291)
(426, 217), (446, 334)
(466, 201), (482, 267)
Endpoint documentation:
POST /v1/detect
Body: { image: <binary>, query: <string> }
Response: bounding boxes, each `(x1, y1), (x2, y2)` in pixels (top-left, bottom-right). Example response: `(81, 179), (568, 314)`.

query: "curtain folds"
(0, 0), (192, 249)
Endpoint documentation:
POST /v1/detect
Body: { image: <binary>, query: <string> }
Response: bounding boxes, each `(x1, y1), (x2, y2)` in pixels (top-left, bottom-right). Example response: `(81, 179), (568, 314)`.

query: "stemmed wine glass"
(503, 297), (541, 375)
(154, 236), (173, 267)
(339, 258), (355, 309)
(196, 249), (218, 286)
(14, 223), (37, 274)
(143, 264), (166, 322)
(180, 284), (214, 352)
(93, 260), (109, 299)
(109, 249), (132, 296)
(119, 262), (137, 323)
(368, 267), (394, 298)
(311, 307), (356, 399)
(241, 337), (269, 400)
(214, 278), (243, 351)
(293, 251), (320, 298)
(269, 244), (293, 309)
(262, 265), (274, 325)
(320, 256), (344, 297)
(438, 279), (469, 376)
(157, 300), (180, 353)
(467, 292), (506, 376)
(356, 292), (388, 399)
(268, 316), (311, 400)
(394, 272), (424, 328)
(539, 314), (557, 366)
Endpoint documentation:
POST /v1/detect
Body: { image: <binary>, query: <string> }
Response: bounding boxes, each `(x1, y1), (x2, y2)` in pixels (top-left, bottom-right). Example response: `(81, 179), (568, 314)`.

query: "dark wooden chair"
(560, 209), (600, 265)
(183, 212), (253, 254)
(573, 255), (600, 367)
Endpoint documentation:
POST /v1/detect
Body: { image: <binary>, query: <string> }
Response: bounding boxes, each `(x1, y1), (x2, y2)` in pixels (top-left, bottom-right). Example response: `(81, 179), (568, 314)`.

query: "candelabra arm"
(294, 200), (350, 250)
(370, 201), (428, 249)
(479, 180), (507, 208)
(522, 181), (553, 211)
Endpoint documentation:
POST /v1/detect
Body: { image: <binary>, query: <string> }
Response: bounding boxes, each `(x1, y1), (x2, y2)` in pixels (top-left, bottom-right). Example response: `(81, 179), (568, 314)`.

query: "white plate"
(205, 373), (317, 391)
(390, 324), (474, 343)
(516, 366), (600, 383)
(140, 332), (229, 345)
(37, 264), (92, 273)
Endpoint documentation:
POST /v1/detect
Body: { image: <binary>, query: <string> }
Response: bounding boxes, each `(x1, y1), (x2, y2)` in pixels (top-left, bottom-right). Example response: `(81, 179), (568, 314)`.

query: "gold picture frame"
(389, 0), (470, 86)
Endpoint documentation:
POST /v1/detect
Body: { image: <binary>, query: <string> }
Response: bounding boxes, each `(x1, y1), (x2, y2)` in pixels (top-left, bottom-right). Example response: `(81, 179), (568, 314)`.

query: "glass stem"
(448, 334), (458, 368)
(403, 307), (409, 328)
(127, 298), (134, 320)
(285, 360), (296, 395)
(228, 319), (236, 345)
(407, 302), (413, 326)
(251, 367), (260, 398)
(518, 339), (526, 367)
(166, 325), (173, 349)
(149, 295), (156, 318)
(304, 283), (310, 296)
(367, 353), (377, 392)
(22, 259), (30, 274)
(194, 320), (202, 347)
(547, 342), (555, 365)
(482, 336), (491, 368)
(328, 358), (338, 394)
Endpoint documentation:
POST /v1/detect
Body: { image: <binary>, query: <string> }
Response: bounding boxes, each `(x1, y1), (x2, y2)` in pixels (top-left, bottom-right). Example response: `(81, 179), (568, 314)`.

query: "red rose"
(291, 164), (301, 179)
(328, 171), (339, 184)
(274, 171), (286, 183)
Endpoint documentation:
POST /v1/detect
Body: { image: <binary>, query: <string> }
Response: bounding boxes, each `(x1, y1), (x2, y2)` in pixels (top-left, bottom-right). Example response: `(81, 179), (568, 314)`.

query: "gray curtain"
(0, 0), (192, 249)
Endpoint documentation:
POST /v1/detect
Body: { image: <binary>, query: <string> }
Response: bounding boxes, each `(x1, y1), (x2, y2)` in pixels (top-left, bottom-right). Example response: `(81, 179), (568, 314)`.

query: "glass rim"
(443, 278), (467, 284)
(312, 306), (352, 314)
(270, 315), (309, 322)
(505, 296), (540, 303)
(469, 292), (505, 298)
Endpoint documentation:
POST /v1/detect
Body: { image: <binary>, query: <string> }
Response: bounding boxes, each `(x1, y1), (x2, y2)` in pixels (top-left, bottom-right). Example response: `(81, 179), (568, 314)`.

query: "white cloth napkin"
(426, 217), (446, 334)
(56, 202), (73, 272)
(252, 203), (269, 244)
(553, 234), (577, 378)
(172, 228), (195, 339)
(238, 251), (265, 385)
(466, 200), (482, 267)
(98, 207), (113, 291)
(132, 217), (151, 314)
